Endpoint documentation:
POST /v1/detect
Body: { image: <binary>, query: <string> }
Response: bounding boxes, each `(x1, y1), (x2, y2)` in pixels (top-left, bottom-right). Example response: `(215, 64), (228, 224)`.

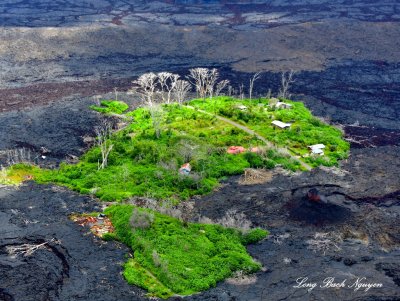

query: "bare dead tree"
(239, 83), (245, 100)
(188, 68), (208, 98)
(166, 73), (180, 104)
(157, 72), (173, 103)
(205, 68), (219, 99)
(113, 87), (118, 101)
(93, 95), (101, 106)
(249, 71), (262, 100)
(173, 79), (191, 105)
(227, 85), (233, 96)
(95, 121), (114, 170)
(188, 68), (226, 99)
(278, 70), (296, 99)
(198, 209), (252, 233)
(131, 72), (158, 106)
(5, 148), (32, 166)
(215, 79), (230, 97)
(306, 232), (342, 255)
(6, 238), (59, 257)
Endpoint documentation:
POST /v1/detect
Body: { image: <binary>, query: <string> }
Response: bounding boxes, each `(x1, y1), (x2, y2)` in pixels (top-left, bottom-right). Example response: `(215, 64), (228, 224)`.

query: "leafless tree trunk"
(6, 238), (59, 257)
(95, 121), (114, 170)
(131, 72), (158, 106)
(266, 88), (272, 99)
(249, 71), (262, 100)
(188, 68), (208, 98)
(157, 72), (171, 103)
(205, 68), (219, 99)
(227, 85), (233, 96)
(93, 95), (101, 106)
(113, 87), (118, 101)
(166, 74), (179, 104)
(239, 83), (245, 100)
(278, 70), (296, 99)
(173, 79), (191, 105)
(188, 68), (226, 99)
(215, 79), (230, 96)
(5, 148), (32, 166)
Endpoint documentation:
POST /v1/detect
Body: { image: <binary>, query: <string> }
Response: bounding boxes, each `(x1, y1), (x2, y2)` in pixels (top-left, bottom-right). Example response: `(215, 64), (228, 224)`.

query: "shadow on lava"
(287, 189), (352, 225)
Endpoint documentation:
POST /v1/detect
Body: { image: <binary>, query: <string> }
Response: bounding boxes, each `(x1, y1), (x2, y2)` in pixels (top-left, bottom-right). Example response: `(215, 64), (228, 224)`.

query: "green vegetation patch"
(105, 204), (267, 298)
(189, 97), (350, 167)
(0, 163), (41, 185)
(90, 100), (129, 114)
(36, 103), (300, 201)
(13, 97), (347, 201)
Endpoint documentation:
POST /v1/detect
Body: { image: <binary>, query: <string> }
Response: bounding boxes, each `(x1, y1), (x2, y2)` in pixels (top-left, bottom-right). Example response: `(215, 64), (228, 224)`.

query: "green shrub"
(90, 100), (129, 114)
(243, 152), (264, 168)
(241, 228), (268, 244)
(105, 204), (265, 298)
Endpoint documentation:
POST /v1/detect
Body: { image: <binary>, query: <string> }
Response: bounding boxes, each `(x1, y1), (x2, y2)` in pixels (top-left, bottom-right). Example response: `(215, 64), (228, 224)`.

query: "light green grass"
(90, 100), (129, 114)
(35, 103), (300, 201)
(188, 96), (350, 167)
(105, 204), (267, 298)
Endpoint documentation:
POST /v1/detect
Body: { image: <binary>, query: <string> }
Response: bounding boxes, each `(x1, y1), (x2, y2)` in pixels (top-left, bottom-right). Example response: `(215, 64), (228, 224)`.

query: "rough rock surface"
(0, 1), (399, 300)
(0, 183), (145, 301)
(0, 97), (101, 167)
(187, 146), (400, 301)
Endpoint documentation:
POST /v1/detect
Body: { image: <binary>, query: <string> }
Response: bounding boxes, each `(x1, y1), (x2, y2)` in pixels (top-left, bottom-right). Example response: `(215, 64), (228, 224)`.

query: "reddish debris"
(227, 146), (246, 154)
(179, 163), (192, 175)
(70, 214), (115, 237)
(307, 188), (322, 202)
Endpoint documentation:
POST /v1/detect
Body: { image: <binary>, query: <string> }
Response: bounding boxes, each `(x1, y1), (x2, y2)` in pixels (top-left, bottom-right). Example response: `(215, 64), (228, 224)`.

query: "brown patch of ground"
(0, 78), (132, 112)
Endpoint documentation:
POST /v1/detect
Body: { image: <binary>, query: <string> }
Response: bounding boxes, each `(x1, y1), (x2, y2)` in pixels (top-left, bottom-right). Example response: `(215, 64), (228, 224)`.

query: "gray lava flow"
(1, 0), (399, 300)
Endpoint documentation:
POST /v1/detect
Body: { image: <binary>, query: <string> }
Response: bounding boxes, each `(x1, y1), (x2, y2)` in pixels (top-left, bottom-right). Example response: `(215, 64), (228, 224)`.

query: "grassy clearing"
(2, 97), (348, 200)
(90, 100), (129, 115)
(105, 204), (267, 298)
(189, 96), (349, 167)
(0, 164), (40, 185)
(34, 102), (300, 202)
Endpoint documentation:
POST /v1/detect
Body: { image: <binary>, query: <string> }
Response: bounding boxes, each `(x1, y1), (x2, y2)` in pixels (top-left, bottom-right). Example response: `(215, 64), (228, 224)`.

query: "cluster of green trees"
(105, 204), (267, 298)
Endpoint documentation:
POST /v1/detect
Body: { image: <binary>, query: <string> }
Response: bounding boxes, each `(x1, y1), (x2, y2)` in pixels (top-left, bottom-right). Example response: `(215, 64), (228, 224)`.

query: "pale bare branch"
(173, 79), (191, 105)
(95, 121), (114, 170)
(278, 70), (296, 99)
(215, 79), (230, 96)
(249, 71), (262, 100)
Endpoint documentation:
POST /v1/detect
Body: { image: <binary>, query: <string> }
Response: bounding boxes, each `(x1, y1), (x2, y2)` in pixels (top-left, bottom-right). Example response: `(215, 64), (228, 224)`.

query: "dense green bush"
(90, 100), (129, 114)
(241, 228), (268, 244)
(105, 204), (267, 298)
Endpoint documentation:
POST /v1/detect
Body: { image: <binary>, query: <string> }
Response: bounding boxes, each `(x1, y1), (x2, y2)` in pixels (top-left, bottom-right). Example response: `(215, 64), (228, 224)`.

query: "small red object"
(227, 146), (246, 154)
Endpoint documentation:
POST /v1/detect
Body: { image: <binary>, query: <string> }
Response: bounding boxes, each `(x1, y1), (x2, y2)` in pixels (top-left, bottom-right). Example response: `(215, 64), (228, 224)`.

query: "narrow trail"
(186, 105), (313, 171)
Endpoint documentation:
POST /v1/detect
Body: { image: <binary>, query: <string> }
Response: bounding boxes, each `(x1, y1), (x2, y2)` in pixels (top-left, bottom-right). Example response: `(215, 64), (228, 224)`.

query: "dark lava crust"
(0, 183), (145, 301)
(0, 0), (400, 300)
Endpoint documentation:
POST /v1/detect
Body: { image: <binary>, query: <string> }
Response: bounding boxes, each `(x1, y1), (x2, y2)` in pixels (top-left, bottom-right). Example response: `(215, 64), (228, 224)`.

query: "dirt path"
(186, 105), (313, 171)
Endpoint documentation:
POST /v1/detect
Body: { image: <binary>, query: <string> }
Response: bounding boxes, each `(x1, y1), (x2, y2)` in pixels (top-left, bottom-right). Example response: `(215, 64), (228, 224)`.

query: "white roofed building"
(271, 120), (291, 129)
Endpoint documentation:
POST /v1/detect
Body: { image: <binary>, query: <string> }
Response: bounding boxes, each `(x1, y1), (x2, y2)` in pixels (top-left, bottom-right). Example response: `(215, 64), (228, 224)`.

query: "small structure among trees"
(275, 102), (292, 109)
(309, 144), (325, 156)
(271, 120), (291, 129)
